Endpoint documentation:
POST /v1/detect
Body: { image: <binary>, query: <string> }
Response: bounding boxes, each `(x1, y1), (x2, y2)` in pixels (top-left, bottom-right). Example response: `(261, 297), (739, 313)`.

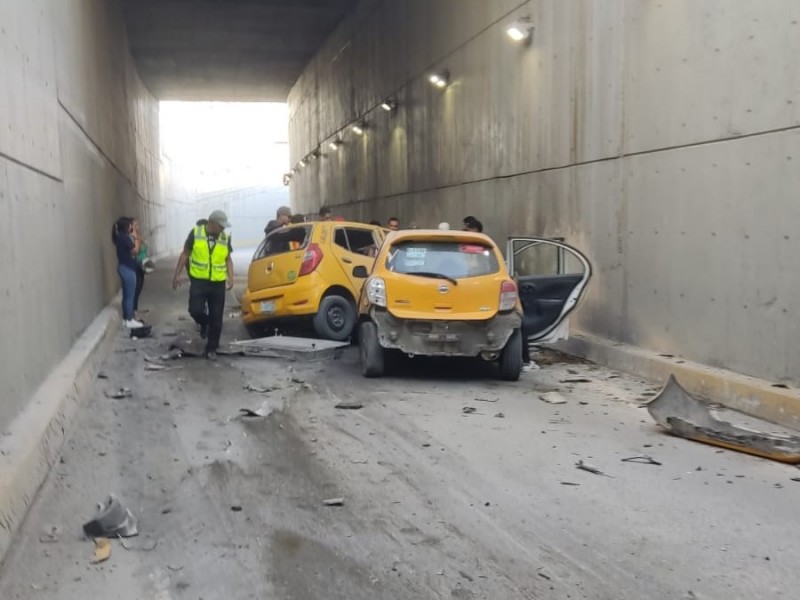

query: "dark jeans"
(134, 266), (145, 312)
(189, 278), (226, 352)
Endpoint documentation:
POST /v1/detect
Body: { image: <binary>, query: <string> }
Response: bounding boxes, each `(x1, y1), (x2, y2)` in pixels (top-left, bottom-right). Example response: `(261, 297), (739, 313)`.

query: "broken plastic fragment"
(83, 495), (138, 538)
(92, 538), (111, 564)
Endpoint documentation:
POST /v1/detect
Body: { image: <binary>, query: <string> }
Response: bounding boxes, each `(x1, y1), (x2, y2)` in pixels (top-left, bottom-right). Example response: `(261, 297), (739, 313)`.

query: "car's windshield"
(253, 225), (311, 261)
(386, 241), (500, 279)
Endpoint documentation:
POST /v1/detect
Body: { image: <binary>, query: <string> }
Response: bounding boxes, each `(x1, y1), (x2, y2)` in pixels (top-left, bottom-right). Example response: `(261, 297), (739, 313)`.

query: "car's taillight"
(499, 280), (518, 311)
(366, 277), (387, 307)
(299, 243), (323, 276)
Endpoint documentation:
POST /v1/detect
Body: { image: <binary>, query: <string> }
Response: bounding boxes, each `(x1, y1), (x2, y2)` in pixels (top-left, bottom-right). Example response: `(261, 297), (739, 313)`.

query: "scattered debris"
(83, 495), (138, 538)
(118, 535), (158, 551)
(560, 482), (580, 486)
(458, 570), (474, 583)
(539, 392), (567, 405)
(38, 526), (60, 543)
(621, 455), (662, 466)
(538, 572), (552, 581)
(231, 505), (243, 512)
(104, 388), (132, 399)
(291, 376), (306, 384)
(575, 460), (612, 477)
(129, 325), (153, 339)
(560, 378), (592, 384)
(97, 372), (108, 379)
(323, 497), (345, 506)
(648, 375), (800, 463)
(473, 397), (498, 403)
(239, 407), (270, 418)
(462, 406), (477, 414)
(791, 477), (800, 483)
(244, 384), (277, 393)
(495, 412), (506, 419)
(335, 400), (364, 410)
(422, 443), (431, 447)
(91, 538), (111, 564)
(167, 564), (184, 572)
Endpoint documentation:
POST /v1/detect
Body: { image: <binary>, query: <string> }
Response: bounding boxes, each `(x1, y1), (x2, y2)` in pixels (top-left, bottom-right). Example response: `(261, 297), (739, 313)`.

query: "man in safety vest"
(172, 210), (234, 361)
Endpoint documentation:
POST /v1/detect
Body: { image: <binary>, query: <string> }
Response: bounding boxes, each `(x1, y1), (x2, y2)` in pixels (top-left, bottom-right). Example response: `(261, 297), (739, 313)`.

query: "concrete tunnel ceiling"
(121, 0), (359, 101)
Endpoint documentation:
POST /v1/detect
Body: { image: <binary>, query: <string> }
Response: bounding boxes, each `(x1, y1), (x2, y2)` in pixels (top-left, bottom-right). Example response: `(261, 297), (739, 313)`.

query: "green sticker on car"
(288, 270), (297, 281)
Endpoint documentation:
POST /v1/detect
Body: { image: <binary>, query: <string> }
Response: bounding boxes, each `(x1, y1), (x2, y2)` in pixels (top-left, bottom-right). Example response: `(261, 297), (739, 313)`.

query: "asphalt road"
(0, 263), (798, 600)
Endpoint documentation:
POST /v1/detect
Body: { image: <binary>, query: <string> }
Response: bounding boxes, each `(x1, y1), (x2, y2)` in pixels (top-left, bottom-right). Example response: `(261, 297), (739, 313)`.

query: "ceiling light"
(329, 139), (343, 151)
(429, 69), (449, 89)
(351, 121), (367, 136)
(381, 98), (398, 112)
(299, 159), (307, 168)
(506, 18), (533, 43)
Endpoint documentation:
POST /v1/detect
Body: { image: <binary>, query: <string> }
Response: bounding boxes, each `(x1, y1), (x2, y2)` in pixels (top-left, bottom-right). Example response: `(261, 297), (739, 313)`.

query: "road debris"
(473, 397), (498, 403)
(647, 375), (800, 463)
(83, 495), (138, 538)
(323, 497), (345, 506)
(621, 455), (662, 466)
(239, 407), (271, 418)
(539, 392), (567, 405)
(231, 505), (243, 512)
(575, 460), (613, 477)
(462, 406), (478, 414)
(91, 537), (111, 564)
(167, 564), (184, 572)
(335, 400), (364, 410)
(458, 570), (474, 582)
(118, 535), (158, 551)
(560, 482), (580, 486)
(104, 388), (132, 399)
(38, 526), (60, 543)
(495, 412), (506, 419)
(244, 384), (278, 393)
(97, 372), (108, 379)
(560, 378), (592, 384)
(129, 325), (153, 339)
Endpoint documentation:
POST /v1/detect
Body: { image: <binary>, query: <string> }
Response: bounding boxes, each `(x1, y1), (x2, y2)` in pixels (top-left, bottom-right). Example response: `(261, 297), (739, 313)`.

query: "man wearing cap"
(172, 210), (234, 361)
(264, 206), (292, 236)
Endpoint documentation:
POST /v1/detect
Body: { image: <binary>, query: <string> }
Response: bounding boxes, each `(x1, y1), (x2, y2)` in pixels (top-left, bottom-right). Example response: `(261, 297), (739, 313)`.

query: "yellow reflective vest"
(189, 225), (229, 282)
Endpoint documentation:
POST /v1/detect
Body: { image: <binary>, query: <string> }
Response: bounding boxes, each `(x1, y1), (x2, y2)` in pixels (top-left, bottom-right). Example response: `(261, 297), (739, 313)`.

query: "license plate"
(259, 300), (276, 314)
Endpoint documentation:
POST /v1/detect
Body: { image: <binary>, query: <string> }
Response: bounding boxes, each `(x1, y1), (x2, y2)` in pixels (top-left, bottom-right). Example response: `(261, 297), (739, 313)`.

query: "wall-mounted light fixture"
(506, 18), (533, 44)
(428, 69), (450, 89)
(310, 148), (321, 159)
(381, 98), (398, 112)
(351, 121), (367, 136)
(298, 158), (307, 168)
(283, 173), (292, 186)
(328, 138), (343, 151)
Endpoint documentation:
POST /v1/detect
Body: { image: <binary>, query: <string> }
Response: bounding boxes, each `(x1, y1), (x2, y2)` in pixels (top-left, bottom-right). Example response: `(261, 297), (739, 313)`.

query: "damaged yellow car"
(354, 230), (591, 380)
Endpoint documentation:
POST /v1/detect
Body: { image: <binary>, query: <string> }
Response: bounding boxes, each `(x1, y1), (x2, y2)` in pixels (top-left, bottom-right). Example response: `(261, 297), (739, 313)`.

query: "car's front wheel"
(359, 321), (385, 378)
(499, 328), (523, 381)
(313, 294), (357, 341)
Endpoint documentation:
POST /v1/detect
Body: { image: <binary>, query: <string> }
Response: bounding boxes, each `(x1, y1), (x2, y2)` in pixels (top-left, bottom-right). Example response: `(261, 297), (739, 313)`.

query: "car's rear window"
(386, 241), (500, 279)
(253, 225), (312, 261)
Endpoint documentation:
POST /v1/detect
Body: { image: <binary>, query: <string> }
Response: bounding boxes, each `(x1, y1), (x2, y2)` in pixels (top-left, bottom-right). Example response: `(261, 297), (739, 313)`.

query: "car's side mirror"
(352, 265), (369, 278)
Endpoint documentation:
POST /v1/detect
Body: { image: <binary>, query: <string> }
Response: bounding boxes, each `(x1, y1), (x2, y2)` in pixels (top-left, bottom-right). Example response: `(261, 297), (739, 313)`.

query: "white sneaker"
(124, 319), (144, 329)
(522, 362), (539, 372)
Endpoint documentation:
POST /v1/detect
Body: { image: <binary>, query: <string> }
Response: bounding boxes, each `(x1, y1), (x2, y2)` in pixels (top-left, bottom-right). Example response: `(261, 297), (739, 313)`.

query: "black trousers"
(134, 266), (145, 312)
(189, 278), (226, 351)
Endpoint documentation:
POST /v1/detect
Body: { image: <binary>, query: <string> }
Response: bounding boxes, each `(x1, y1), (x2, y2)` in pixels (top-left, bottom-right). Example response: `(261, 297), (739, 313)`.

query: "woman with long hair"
(111, 217), (143, 328)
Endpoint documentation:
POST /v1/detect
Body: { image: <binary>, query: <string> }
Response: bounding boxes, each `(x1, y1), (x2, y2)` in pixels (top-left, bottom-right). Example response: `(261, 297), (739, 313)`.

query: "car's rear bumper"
(242, 276), (324, 324)
(370, 309), (521, 357)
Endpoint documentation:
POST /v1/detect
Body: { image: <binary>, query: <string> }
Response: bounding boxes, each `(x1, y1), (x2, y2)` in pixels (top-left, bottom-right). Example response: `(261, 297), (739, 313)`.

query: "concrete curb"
(0, 305), (120, 564)
(558, 333), (800, 430)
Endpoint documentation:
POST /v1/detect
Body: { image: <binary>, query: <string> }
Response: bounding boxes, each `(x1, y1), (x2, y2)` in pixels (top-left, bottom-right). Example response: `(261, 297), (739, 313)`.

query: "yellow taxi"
(241, 221), (387, 340)
(354, 230), (591, 380)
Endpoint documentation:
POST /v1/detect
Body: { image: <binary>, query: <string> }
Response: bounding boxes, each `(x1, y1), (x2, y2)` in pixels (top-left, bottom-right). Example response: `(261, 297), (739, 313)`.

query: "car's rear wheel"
(313, 294), (357, 341)
(360, 321), (385, 378)
(499, 328), (523, 381)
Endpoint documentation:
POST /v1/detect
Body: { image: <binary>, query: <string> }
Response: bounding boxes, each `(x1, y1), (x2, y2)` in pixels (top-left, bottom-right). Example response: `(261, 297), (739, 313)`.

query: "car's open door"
(506, 237), (592, 345)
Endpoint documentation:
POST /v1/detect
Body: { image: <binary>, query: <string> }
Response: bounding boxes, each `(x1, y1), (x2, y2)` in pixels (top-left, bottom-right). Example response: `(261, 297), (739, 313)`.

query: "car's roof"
(285, 220), (383, 228)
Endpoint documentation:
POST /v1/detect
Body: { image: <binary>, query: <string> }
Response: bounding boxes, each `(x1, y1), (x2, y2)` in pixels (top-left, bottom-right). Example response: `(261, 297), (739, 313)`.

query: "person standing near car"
(112, 217), (143, 329)
(172, 210), (234, 361)
(387, 217), (400, 231)
(264, 206), (292, 236)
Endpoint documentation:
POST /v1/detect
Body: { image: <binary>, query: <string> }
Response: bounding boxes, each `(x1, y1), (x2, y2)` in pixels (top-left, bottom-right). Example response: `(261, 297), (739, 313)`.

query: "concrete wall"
(287, 0), (800, 384)
(0, 0), (162, 430)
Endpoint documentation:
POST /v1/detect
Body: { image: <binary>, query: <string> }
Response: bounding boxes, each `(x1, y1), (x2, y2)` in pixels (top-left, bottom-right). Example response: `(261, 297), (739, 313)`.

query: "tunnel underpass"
(1, 1), (800, 598)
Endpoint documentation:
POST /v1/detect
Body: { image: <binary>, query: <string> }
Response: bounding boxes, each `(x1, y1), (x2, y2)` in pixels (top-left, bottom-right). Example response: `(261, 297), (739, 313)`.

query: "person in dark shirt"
(264, 206), (292, 236)
(112, 216), (143, 328)
(462, 216), (483, 232)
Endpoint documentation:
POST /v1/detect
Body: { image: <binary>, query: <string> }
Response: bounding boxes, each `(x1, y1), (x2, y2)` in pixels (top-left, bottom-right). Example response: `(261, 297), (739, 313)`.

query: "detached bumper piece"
(372, 310), (521, 357)
(647, 375), (800, 464)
